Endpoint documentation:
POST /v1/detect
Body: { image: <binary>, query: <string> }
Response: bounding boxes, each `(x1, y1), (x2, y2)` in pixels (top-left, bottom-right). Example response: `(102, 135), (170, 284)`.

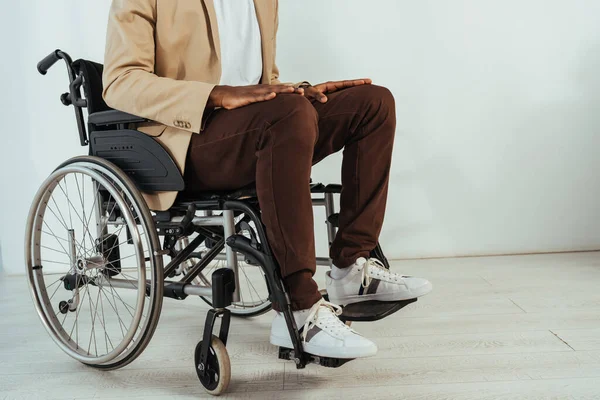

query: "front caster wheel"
(194, 335), (231, 396)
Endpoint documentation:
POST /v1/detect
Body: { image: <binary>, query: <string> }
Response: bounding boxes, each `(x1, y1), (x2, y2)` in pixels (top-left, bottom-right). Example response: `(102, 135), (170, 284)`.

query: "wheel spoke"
(42, 222), (71, 261)
(87, 283), (100, 356)
(41, 259), (71, 266)
(41, 245), (69, 257)
(83, 179), (101, 241)
(68, 273), (88, 350)
(104, 279), (136, 320)
(239, 264), (259, 305)
(56, 181), (93, 256)
(99, 285), (128, 339)
(99, 284), (115, 353)
(46, 203), (70, 232)
(48, 278), (66, 302)
(100, 225), (126, 262)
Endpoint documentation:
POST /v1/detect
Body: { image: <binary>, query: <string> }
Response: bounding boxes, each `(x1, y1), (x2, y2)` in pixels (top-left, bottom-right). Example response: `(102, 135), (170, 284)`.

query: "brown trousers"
(185, 85), (396, 310)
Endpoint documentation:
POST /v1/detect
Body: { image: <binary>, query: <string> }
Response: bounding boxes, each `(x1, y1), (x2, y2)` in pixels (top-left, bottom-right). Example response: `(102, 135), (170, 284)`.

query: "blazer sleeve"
(102, 0), (215, 133)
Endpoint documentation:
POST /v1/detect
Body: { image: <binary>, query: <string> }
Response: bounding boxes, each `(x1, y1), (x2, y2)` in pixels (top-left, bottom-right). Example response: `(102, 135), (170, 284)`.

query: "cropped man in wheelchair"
(102, 0), (432, 359)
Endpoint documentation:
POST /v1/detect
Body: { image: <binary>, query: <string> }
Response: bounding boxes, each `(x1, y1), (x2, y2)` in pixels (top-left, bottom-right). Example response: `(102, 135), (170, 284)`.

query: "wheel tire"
(195, 335), (231, 396)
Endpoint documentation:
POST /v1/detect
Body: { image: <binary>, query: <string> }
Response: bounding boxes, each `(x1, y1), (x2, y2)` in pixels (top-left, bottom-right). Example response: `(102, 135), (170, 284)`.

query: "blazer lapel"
(202, 0), (221, 60)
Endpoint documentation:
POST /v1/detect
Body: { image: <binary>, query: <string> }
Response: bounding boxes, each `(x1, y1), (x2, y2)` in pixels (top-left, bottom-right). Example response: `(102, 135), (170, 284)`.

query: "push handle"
(37, 49), (62, 75)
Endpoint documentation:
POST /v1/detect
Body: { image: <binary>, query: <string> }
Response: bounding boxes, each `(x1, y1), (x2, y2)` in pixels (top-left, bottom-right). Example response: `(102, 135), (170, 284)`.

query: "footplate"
(338, 298), (417, 322)
(278, 347), (354, 368)
(321, 290), (417, 322)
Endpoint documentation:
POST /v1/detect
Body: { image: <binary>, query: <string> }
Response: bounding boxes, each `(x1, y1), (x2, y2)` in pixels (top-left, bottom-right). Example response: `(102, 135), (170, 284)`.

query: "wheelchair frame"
(32, 49), (407, 395)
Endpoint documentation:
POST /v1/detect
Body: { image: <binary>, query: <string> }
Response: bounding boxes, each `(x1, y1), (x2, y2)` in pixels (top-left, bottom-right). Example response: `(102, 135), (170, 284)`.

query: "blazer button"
(185, 122), (191, 129)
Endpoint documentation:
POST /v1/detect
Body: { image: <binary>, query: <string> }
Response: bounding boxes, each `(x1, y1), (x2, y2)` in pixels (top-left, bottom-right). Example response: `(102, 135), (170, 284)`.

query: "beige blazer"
(103, 0), (282, 211)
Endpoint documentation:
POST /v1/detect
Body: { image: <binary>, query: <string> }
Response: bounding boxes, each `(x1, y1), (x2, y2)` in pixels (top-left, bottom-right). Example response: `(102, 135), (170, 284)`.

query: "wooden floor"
(3, 252), (600, 399)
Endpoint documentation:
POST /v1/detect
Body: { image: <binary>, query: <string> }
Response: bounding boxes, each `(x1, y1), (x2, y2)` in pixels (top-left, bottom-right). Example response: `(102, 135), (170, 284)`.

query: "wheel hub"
(76, 255), (106, 272)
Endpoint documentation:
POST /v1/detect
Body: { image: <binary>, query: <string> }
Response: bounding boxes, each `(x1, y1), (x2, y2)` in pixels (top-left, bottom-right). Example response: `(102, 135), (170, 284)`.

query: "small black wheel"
(58, 301), (69, 315)
(194, 335), (231, 396)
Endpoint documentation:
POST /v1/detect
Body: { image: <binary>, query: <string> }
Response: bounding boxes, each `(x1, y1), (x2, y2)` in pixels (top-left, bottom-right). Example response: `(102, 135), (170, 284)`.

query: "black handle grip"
(37, 49), (62, 75)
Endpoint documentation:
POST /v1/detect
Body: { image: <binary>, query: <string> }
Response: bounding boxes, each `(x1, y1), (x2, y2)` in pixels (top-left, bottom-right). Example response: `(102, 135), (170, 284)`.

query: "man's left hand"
(304, 79), (372, 103)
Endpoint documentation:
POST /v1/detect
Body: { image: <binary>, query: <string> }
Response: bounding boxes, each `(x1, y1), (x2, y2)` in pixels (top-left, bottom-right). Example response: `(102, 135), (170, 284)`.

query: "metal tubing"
(324, 192), (337, 268)
(183, 284), (213, 297)
(222, 210), (241, 302)
(67, 229), (77, 268)
(174, 236), (195, 275)
(168, 215), (224, 226)
(180, 239), (225, 285)
(316, 257), (330, 266)
(99, 276), (139, 290)
(101, 277), (213, 297)
(163, 233), (207, 277)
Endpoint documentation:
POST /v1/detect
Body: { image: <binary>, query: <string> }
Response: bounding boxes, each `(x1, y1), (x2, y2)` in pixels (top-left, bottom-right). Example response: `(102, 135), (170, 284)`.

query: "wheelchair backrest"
(72, 59), (111, 115)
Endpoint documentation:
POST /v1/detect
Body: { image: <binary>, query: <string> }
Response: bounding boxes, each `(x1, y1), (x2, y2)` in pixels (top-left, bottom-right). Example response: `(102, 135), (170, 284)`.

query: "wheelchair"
(26, 49), (417, 395)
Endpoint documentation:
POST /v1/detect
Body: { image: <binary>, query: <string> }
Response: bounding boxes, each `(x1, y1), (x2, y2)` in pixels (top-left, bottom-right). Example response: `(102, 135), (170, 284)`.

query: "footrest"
(339, 299), (417, 322)
(278, 347), (354, 368)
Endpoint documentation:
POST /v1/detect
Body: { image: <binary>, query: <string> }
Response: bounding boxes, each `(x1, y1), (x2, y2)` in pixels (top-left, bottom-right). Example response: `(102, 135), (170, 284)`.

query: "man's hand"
(304, 79), (372, 103)
(208, 85), (303, 110)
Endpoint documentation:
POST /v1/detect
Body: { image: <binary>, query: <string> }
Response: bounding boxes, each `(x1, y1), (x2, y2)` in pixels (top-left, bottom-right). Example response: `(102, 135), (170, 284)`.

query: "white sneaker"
(270, 299), (378, 359)
(326, 258), (432, 306)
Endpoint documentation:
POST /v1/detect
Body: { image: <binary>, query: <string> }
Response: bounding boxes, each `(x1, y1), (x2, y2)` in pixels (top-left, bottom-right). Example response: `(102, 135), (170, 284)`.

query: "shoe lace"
(302, 299), (354, 341)
(360, 258), (406, 288)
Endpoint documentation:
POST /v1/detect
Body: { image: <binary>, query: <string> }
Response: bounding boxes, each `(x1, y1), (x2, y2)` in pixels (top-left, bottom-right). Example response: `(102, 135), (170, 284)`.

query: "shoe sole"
(329, 281), (433, 306)
(270, 334), (378, 359)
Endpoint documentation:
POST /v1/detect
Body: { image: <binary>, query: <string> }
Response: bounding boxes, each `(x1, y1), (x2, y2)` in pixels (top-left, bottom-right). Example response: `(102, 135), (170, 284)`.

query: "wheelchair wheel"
(194, 335), (231, 396)
(25, 156), (164, 369)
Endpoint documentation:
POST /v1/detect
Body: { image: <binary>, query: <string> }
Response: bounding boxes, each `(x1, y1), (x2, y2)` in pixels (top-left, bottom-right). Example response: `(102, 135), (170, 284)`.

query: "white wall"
(2, 0), (600, 275)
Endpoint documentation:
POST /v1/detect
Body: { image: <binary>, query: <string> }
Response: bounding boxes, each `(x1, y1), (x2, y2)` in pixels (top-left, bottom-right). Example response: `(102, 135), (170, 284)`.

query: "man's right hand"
(208, 85), (304, 110)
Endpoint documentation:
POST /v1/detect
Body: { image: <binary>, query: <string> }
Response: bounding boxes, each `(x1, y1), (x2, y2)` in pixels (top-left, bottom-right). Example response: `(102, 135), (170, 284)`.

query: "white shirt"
(214, 0), (263, 86)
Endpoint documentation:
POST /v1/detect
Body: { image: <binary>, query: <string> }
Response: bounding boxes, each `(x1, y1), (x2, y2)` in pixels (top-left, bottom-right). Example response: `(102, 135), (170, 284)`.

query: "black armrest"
(88, 110), (147, 126)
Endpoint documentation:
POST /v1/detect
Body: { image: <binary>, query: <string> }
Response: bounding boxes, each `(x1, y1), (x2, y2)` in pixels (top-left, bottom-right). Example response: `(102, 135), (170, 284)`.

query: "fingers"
(316, 78), (373, 94)
(260, 92), (277, 101)
(305, 86), (328, 103)
(261, 85), (297, 94)
(245, 85), (292, 106)
(247, 91), (277, 106)
(223, 84), (304, 109)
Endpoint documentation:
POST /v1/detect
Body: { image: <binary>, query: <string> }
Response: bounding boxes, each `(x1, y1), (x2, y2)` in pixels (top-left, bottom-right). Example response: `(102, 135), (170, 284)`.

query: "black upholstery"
(73, 59), (110, 114)
(89, 129), (185, 192)
(88, 110), (147, 126)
